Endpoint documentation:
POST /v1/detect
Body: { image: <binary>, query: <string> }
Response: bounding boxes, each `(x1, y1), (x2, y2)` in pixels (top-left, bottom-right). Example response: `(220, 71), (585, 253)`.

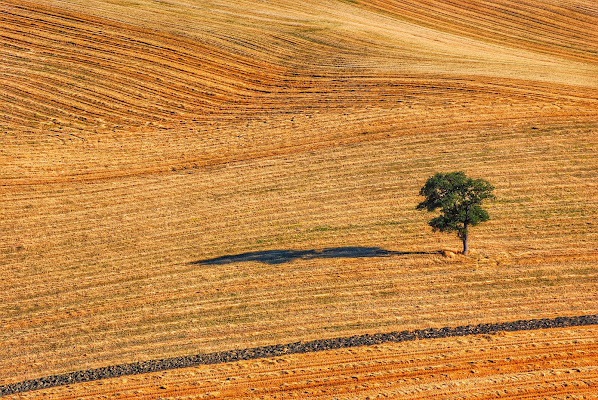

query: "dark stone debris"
(1, 314), (596, 396)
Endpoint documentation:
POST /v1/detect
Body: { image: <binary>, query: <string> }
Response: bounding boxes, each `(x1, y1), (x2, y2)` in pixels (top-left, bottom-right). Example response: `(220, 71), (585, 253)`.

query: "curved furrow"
(2, 0), (596, 144)
(0, 1), (293, 129)
(1, 0), (597, 395)
(100, 342), (596, 399)
(357, 0), (598, 63)
(1, 322), (597, 397)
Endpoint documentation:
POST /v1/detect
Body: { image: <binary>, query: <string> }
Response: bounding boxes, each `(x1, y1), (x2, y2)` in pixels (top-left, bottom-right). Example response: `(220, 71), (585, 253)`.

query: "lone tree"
(416, 171), (494, 255)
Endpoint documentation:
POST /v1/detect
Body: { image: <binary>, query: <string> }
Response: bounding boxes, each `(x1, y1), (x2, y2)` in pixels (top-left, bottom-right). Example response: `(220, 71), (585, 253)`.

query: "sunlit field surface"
(6, 326), (598, 399)
(1, 0), (597, 395)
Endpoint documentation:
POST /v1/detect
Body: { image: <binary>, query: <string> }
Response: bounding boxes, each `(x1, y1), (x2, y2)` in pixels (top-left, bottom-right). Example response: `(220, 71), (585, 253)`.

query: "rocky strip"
(2, 314), (597, 396)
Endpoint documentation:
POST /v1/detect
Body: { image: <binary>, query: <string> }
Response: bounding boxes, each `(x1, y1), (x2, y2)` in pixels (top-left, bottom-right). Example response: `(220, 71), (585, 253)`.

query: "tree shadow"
(192, 246), (435, 265)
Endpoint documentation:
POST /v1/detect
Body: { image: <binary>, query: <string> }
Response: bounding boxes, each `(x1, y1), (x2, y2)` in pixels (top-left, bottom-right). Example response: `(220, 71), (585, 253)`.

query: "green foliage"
(416, 172), (494, 253)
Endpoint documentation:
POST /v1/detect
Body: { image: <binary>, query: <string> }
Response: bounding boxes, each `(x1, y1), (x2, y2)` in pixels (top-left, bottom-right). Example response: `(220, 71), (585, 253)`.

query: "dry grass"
(1, 0), (597, 395)
(5, 326), (598, 399)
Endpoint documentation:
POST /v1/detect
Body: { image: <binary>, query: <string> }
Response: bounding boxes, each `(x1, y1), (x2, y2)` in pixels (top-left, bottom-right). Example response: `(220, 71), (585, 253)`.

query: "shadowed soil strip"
(1, 314), (596, 396)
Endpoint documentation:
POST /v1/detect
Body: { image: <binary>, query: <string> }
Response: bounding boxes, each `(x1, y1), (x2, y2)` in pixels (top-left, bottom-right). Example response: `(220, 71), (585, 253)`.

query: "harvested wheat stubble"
(3, 122), (597, 386)
(1, 314), (596, 396)
(25, 325), (595, 400)
(1, 0), (597, 396)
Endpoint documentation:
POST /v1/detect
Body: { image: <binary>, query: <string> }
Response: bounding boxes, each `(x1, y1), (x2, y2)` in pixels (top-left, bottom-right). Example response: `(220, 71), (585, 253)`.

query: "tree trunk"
(462, 225), (469, 255)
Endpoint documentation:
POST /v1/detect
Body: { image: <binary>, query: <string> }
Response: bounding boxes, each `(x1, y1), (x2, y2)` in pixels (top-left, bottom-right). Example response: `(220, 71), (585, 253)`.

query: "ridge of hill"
(2, 0), (597, 184)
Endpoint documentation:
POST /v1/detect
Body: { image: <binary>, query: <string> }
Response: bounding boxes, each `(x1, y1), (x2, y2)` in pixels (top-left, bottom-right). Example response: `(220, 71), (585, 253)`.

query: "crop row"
(1, 314), (596, 396)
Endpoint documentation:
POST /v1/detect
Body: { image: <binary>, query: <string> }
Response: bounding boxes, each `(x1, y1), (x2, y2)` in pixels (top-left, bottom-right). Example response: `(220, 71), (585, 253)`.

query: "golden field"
(1, 0), (597, 396)
(5, 326), (598, 399)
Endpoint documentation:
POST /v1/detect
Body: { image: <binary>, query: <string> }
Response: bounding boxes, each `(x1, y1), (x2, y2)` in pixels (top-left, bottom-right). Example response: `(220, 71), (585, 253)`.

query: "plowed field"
(5, 326), (598, 399)
(1, 0), (597, 397)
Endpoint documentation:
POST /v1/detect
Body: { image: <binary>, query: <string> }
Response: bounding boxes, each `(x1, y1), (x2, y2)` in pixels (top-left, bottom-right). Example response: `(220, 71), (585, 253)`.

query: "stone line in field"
(1, 314), (596, 396)
(2, 123), (597, 383)
(2, 0), (597, 393)
(9, 326), (598, 399)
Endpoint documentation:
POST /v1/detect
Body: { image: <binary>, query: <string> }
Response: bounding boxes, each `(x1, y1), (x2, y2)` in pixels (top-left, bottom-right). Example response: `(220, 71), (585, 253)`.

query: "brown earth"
(1, 0), (597, 396)
(4, 326), (598, 399)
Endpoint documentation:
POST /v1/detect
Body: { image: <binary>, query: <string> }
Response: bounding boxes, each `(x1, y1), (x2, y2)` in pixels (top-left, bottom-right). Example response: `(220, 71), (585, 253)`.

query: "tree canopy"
(416, 171), (495, 254)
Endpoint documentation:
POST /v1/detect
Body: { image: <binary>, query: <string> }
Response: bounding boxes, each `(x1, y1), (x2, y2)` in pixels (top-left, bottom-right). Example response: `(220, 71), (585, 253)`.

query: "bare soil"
(1, 0), (597, 397)
(5, 325), (597, 399)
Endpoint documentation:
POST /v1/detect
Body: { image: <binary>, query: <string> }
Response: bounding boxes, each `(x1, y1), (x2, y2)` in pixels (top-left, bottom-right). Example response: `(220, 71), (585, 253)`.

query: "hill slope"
(2, 0), (596, 183)
(6, 326), (598, 399)
(1, 0), (597, 393)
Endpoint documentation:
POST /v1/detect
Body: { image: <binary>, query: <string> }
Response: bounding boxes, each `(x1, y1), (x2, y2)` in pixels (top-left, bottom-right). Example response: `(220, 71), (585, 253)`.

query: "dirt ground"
(5, 326), (597, 399)
(1, 0), (597, 396)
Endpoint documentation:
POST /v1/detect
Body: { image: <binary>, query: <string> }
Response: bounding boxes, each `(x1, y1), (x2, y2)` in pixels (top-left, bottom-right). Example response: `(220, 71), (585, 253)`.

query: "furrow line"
(1, 314), (596, 396)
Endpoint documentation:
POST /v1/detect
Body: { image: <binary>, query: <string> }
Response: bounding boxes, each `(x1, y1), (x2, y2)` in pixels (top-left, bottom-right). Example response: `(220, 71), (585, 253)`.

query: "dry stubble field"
(1, 0), (597, 397)
(6, 326), (598, 399)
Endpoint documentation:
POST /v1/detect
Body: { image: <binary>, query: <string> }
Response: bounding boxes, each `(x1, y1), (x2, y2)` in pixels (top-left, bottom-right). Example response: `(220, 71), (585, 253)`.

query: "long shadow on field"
(192, 247), (434, 265)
